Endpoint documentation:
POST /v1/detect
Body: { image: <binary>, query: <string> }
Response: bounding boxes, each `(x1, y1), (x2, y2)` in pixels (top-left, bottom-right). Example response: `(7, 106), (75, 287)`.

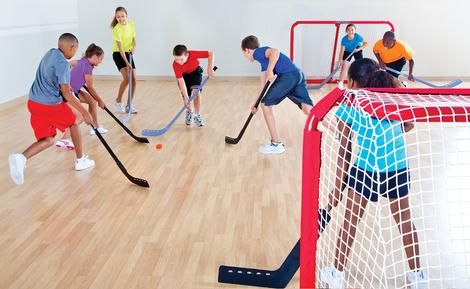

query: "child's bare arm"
(374, 52), (386, 69)
(176, 78), (190, 109)
(84, 75), (105, 108)
(60, 84), (94, 125)
(207, 51), (215, 77)
(264, 48), (280, 81)
(116, 41), (130, 66)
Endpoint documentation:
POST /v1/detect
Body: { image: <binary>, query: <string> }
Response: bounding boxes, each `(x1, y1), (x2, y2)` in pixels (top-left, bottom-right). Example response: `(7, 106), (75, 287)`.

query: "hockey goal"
(290, 20), (395, 85)
(301, 88), (470, 288)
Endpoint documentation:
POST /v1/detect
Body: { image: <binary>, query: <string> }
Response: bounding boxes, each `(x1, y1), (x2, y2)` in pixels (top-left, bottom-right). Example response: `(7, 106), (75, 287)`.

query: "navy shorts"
(385, 58), (407, 78)
(182, 66), (203, 96)
(348, 165), (410, 202)
(262, 70), (313, 108)
(343, 50), (363, 61)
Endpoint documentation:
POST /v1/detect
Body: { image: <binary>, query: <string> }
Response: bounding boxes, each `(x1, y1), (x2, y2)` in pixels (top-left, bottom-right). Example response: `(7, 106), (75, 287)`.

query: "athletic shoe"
(115, 101), (126, 113)
(89, 127), (109, 135)
(185, 110), (193, 125)
(337, 81), (344, 89)
(259, 141), (285, 154)
(406, 270), (425, 289)
(8, 153), (27, 185)
(55, 139), (75, 150)
(126, 104), (138, 114)
(320, 266), (345, 289)
(75, 155), (95, 171)
(401, 80), (408, 87)
(194, 114), (205, 127)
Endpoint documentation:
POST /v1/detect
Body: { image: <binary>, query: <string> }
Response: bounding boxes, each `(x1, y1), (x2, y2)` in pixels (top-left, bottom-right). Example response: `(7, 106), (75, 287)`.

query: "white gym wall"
(1, 0), (469, 103)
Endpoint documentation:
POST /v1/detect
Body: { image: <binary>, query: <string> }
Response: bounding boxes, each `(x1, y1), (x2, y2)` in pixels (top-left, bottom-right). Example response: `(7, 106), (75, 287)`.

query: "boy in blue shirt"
(8, 33), (95, 186)
(241, 35), (313, 154)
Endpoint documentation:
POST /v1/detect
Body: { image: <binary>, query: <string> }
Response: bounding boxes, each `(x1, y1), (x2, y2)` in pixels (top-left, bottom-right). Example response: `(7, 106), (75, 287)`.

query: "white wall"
(2, 0), (469, 102)
(77, 0), (470, 78)
(1, 0), (79, 104)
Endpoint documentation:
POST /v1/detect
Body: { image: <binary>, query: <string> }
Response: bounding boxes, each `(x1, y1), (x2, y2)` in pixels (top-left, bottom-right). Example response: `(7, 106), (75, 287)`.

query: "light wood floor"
(0, 78), (464, 289)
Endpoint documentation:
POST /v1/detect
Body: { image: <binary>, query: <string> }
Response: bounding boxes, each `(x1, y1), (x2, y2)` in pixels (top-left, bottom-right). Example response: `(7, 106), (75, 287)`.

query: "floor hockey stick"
(103, 107), (149, 143)
(307, 49), (357, 90)
(91, 125), (150, 188)
(81, 86), (149, 143)
(218, 208), (331, 288)
(122, 54), (134, 123)
(385, 67), (463, 88)
(141, 66), (218, 136)
(225, 80), (272, 145)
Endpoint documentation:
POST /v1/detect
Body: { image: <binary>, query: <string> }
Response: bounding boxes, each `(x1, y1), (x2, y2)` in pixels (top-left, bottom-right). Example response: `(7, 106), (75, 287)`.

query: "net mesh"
(311, 89), (470, 288)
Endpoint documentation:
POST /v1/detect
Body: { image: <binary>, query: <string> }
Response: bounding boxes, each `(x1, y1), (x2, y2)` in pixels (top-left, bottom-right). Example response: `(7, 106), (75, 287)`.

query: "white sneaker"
(194, 114), (205, 127)
(185, 110), (193, 125)
(406, 270), (425, 289)
(337, 81), (344, 89)
(89, 127), (108, 135)
(8, 153), (27, 185)
(126, 105), (138, 114)
(259, 141), (285, 154)
(115, 101), (126, 113)
(55, 139), (75, 150)
(75, 155), (95, 171)
(320, 266), (345, 289)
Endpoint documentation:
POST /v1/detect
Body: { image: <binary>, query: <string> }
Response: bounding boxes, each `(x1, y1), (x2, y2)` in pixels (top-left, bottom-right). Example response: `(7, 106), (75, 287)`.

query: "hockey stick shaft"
(123, 54), (133, 122)
(91, 125), (150, 187)
(225, 80), (272, 144)
(385, 67), (462, 88)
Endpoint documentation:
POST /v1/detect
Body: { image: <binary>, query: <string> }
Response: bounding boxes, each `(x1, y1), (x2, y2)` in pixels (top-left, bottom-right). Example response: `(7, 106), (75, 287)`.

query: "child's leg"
(193, 89), (201, 115)
(116, 67), (129, 103)
(339, 61), (351, 83)
(69, 123), (83, 159)
(131, 68), (137, 101)
(335, 189), (368, 271)
(78, 91), (98, 127)
(390, 196), (421, 271)
(300, 103), (313, 115)
(260, 103), (281, 143)
(23, 137), (55, 159)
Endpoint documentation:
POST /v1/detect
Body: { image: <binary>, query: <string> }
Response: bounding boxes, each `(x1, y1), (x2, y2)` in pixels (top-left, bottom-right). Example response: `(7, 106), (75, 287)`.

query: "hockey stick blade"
(142, 66), (218, 137)
(92, 126), (150, 187)
(225, 80), (272, 145)
(103, 107), (149, 143)
(385, 67), (463, 88)
(218, 209), (331, 288)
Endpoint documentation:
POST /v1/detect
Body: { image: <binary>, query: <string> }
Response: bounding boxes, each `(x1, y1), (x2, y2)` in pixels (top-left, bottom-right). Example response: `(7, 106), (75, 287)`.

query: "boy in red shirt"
(172, 45), (215, 126)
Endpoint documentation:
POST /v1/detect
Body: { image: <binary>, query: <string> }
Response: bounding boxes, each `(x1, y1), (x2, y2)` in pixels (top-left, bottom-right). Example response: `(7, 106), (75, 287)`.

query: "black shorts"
(343, 50), (363, 61)
(112, 52), (136, 71)
(182, 66), (203, 96)
(385, 58), (407, 78)
(348, 165), (410, 202)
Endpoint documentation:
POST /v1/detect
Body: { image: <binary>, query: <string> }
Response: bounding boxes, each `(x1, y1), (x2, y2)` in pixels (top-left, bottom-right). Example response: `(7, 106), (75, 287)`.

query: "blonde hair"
(110, 6), (127, 28)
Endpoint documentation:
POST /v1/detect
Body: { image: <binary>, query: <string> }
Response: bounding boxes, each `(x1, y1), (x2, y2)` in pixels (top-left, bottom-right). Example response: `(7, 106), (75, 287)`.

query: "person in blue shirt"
(320, 58), (424, 289)
(337, 24), (368, 89)
(241, 35), (313, 154)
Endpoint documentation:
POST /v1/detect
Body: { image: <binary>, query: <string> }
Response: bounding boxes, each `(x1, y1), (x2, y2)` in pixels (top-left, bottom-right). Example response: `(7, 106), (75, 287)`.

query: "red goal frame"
(290, 20), (395, 84)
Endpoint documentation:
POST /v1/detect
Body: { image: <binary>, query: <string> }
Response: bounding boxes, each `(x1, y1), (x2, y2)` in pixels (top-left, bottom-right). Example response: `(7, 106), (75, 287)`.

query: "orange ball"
(156, 143), (163, 150)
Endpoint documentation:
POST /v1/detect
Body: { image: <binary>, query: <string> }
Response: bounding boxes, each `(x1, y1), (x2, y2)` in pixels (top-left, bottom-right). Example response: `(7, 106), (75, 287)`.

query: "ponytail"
(85, 43), (104, 58)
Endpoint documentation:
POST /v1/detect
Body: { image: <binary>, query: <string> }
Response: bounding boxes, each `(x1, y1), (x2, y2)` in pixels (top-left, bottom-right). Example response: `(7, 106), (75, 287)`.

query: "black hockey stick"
(225, 80), (272, 144)
(103, 106), (149, 143)
(218, 209), (331, 288)
(81, 86), (149, 143)
(92, 125), (150, 188)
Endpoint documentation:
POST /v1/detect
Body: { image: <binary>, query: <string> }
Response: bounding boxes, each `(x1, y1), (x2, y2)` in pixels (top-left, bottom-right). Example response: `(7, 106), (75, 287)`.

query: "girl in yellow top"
(111, 6), (137, 114)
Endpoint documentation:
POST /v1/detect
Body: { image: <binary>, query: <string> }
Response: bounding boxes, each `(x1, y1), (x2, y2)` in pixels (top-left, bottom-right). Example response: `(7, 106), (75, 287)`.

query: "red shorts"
(27, 100), (76, 141)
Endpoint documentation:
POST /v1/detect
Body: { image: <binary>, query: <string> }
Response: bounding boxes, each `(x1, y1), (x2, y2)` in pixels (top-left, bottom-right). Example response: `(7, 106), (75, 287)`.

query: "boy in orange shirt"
(373, 31), (414, 80)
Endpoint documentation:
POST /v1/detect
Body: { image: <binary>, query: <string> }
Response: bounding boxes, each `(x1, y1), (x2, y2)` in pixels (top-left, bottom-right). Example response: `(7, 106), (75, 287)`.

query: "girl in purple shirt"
(56, 44), (107, 149)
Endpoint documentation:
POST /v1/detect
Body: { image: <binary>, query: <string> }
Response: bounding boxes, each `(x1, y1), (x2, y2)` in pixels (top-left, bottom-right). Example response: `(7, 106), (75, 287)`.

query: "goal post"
(301, 88), (470, 288)
(290, 20), (395, 85)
